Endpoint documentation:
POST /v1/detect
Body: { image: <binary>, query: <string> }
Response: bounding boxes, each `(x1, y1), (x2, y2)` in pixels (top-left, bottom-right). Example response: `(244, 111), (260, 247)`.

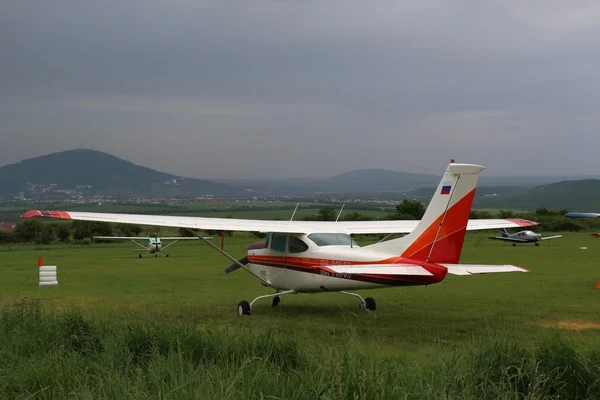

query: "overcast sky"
(2, 0), (599, 179)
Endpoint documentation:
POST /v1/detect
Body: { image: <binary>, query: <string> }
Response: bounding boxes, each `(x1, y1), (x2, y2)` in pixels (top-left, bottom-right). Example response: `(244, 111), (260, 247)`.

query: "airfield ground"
(2, 231), (600, 398)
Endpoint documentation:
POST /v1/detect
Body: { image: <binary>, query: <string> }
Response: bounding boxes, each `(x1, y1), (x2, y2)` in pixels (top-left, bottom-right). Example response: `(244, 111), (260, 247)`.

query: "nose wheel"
(238, 301), (251, 316)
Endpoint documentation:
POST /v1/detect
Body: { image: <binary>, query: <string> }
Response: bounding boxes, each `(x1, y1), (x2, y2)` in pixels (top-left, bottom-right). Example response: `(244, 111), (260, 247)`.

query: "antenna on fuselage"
(289, 202), (300, 222)
(335, 203), (345, 222)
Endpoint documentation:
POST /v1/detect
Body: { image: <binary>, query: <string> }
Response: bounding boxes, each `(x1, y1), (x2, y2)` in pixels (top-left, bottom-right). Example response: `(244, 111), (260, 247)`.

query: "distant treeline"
(1, 202), (598, 245)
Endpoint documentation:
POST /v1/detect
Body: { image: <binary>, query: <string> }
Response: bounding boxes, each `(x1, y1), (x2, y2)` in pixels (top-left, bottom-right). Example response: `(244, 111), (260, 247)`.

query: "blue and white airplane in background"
(93, 234), (209, 258)
(564, 212), (600, 218)
(489, 228), (562, 246)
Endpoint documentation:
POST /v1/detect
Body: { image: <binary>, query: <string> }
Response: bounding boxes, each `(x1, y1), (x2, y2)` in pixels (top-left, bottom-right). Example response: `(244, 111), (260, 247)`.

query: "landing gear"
(154, 254), (158, 258)
(535, 242), (540, 246)
(364, 297), (376, 310)
(138, 254), (142, 258)
(238, 301), (251, 316)
(512, 243), (516, 246)
(272, 296), (281, 307)
(165, 254), (169, 257)
(340, 291), (376, 311)
(237, 290), (295, 316)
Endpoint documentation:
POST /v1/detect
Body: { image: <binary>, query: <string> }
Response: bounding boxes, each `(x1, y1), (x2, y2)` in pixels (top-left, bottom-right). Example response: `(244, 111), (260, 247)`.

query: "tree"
(116, 223), (142, 237)
(342, 211), (375, 221)
(498, 209), (514, 218)
(394, 199), (426, 219)
(72, 221), (113, 241)
(55, 223), (71, 243)
(318, 206), (337, 221)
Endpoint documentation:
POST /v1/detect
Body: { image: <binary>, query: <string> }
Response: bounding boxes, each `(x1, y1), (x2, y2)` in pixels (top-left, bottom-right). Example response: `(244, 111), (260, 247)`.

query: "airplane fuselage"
(148, 242), (162, 253)
(245, 234), (447, 293)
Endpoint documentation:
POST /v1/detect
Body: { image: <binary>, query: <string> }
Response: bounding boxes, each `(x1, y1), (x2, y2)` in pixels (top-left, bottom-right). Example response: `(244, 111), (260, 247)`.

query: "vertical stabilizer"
(366, 161), (484, 263)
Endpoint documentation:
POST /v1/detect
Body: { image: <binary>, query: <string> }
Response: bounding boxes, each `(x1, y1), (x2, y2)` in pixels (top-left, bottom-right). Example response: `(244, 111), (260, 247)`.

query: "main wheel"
(535, 242), (540, 246)
(238, 301), (251, 316)
(154, 254), (158, 258)
(138, 254), (142, 258)
(166, 254), (169, 257)
(512, 243), (516, 246)
(364, 297), (376, 310)
(272, 296), (281, 307)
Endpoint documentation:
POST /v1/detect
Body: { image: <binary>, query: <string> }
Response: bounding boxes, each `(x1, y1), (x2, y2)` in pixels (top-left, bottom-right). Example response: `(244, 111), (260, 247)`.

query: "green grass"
(2, 232), (600, 398)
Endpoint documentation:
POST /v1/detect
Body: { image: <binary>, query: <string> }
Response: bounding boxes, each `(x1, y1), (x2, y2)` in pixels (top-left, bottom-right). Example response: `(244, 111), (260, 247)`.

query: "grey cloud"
(1, 0), (600, 178)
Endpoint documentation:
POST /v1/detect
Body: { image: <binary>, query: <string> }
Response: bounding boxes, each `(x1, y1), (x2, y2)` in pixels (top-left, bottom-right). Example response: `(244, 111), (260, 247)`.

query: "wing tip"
(21, 210), (72, 220)
(507, 218), (539, 227)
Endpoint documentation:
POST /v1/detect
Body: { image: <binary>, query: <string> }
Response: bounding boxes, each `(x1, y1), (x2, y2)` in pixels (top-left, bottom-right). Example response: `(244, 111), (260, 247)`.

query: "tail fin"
(500, 228), (509, 237)
(366, 161), (484, 263)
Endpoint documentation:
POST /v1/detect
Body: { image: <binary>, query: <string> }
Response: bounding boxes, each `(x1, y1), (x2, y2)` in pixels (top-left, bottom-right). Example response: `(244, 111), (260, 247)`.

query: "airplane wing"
(21, 210), (538, 235)
(155, 237), (200, 240)
(541, 235), (562, 240)
(488, 236), (529, 242)
(440, 264), (530, 275)
(93, 236), (202, 240)
(93, 236), (148, 240)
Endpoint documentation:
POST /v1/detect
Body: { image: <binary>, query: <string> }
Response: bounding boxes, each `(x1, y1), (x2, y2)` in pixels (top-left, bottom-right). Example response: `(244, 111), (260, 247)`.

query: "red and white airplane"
(22, 161), (538, 316)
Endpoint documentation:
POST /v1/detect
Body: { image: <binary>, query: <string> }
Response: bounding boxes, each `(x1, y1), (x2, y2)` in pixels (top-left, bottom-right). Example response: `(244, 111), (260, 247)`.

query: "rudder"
(366, 161), (484, 264)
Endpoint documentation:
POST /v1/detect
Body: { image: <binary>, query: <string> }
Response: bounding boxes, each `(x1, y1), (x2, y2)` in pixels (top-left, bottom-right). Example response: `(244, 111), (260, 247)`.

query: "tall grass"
(2, 299), (600, 399)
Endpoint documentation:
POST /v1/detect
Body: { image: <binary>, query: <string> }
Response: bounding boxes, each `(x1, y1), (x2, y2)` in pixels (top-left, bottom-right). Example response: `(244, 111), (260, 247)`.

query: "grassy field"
(2, 232), (600, 398)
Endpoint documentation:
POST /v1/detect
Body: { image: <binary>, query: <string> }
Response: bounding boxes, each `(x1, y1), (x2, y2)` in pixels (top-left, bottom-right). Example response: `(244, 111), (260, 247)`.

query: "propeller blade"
(223, 256), (248, 274)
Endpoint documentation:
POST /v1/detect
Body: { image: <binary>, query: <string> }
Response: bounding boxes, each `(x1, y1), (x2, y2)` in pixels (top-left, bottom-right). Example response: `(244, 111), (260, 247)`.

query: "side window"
(270, 233), (287, 252)
(288, 236), (309, 253)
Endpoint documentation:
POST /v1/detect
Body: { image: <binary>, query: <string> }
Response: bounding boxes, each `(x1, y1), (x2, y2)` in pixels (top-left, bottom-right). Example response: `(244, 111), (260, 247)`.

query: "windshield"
(307, 233), (358, 247)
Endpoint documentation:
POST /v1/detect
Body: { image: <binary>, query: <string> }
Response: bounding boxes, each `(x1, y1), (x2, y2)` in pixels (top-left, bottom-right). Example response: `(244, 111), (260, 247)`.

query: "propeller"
(223, 256), (248, 274)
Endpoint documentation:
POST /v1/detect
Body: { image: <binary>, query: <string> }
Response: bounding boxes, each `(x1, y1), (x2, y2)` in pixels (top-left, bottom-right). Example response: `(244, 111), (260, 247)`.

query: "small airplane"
(22, 160), (540, 316)
(488, 228), (562, 246)
(564, 212), (600, 218)
(93, 234), (209, 258)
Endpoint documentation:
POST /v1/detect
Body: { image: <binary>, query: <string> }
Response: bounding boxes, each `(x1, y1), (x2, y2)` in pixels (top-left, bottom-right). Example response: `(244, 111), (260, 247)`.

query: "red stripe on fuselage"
(247, 256), (447, 286)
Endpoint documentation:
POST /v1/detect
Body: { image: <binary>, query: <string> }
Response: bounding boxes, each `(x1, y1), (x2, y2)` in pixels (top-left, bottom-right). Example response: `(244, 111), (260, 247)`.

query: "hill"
(404, 180), (600, 211)
(474, 179), (600, 211)
(0, 149), (241, 199)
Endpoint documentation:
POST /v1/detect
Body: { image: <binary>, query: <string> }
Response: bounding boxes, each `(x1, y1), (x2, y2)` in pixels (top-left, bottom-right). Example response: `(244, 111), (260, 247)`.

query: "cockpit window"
(270, 233), (287, 252)
(288, 236), (309, 253)
(307, 233), (358, 247)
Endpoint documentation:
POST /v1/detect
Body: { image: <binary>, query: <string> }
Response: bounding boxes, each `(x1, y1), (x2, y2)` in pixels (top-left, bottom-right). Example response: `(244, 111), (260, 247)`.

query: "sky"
(2, 0), (600, 179)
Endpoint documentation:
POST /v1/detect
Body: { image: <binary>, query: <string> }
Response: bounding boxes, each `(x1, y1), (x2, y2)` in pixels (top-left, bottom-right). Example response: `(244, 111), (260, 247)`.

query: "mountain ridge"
(0, 149), (241, 199)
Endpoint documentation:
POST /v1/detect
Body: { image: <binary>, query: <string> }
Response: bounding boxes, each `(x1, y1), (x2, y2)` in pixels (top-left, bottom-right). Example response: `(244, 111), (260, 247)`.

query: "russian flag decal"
(440, 182), (452, 194)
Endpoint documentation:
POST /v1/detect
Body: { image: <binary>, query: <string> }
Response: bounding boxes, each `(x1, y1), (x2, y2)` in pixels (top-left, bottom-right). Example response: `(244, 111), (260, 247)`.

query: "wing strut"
(186, 228), (250, 278)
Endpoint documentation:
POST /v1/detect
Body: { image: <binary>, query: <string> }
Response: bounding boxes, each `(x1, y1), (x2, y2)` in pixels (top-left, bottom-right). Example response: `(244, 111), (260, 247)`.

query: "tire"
(138, 254), (142, 258)
(272, 296), (281, 307)
(364, 297), (376, 310)
(238, 301), (251, 316)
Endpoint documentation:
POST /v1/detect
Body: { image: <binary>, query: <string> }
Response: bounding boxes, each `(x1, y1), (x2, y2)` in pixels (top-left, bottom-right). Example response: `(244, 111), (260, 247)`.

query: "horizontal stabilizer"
(440, 264), (529, 275)
(324, 264), (433, 276)
(541, 235), (562, 240)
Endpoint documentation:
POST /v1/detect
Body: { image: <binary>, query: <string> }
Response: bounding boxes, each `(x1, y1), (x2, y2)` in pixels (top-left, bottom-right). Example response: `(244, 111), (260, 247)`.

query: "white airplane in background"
(22, 160), (540, 316)
(488, 228), (562, 246)
(93, 234), (210, 258)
